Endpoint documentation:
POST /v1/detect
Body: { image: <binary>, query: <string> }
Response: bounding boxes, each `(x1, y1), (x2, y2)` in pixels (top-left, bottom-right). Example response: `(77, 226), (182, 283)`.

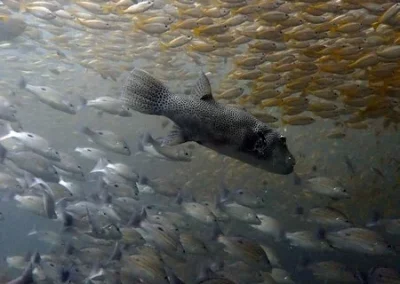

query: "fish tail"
(77, 96), (87, 111)
(19, 0), (27, 13)
(101, 3), (114, 14)
(0, 122), (15, 141)
(159, 40), (169, 51)
(90, 158), (108, 174)
(120, 69), (173, 115)
(211, 222), (223, 241)
(371, 21), (380, 31)
(27, 224), (38, 236)
(18, 76), (27, 89)
(127, 207), (146, 227)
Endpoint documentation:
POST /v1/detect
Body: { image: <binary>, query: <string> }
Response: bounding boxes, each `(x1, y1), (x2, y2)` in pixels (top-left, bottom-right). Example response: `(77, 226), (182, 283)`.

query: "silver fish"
(0, 122), (60, 161)
(91, 158), (138, 182)
(81, 126), (131, 155)
(80, 96), (132, 117)
(120, 69), (295, 175)
(326, 227), (395, 255)
(18, 77), (76, 114)
(52, 151), (83, 175)
(138, 132), (192, 162)
(306, 176), (349, 199)
(74, 147), (107, 161)
(0, 147), (59, 182)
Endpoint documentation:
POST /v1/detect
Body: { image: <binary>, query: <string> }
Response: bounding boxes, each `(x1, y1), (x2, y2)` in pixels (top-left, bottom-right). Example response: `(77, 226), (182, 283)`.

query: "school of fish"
(0, 0), (399, 283)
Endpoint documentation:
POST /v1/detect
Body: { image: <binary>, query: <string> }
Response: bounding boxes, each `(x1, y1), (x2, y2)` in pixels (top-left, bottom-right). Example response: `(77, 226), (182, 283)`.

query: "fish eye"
(69, 104), (73, 107)
(157, 226), (164, 231)
(87, 149), (92, 152)
(238, 190), (243, 195)
(78, 166), (81, 169)
(280, 136), (286, 144)
(98, 132), (103, 135)
(41, 87), (46, 91)
(50, 263), (55, 267)
(237, 239), (243, 244)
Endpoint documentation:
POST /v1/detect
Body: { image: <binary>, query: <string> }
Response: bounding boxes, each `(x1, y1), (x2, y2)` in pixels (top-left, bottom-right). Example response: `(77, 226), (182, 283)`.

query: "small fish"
(176, 192), (217, 224)
(91, 158), (138, 182)
(85, 206), (122, 240)
(137, 132), (192, 162)
(81, 126), (130, 155)
(326, 227), (395, 255)
(285, 230), (333, 251)
(301, 260), (359, 283)
(213, 224), (271, 271)
(120, 69), (295, 175)
(52, 151), (83, 175)
(74, 147), (107, 161)
(79, 96), (131, 117)
(0, 145), (59, 182)
(0, 122), (60, 161)
(298, 206), (353, 228)
(18, 77), (76, 114)
(306, 176), (349, 199)
(251, 214), (284, 241)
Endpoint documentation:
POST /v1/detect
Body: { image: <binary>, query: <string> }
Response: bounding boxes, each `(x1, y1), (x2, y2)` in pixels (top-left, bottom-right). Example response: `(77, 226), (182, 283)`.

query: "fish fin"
(295, 255), (311, 272)
(27, 224), (37, 236)
(159, 41), (169, 51)
(127, 207), (146, 227)
(159, 125), (187, 146)
(0, 143), (6, 163)
(294, 203), (304, 216)
(77, 96), (87, 111)
(18, 76), (27, 89)
(30, 251), (41, 265)
(211, 222), (223, 241)
(120, 68), (173, 115)
(190, 71), (214, 101)
(315, 227), (326, 240)
(366, 210), (382, 227)
(91, 158), (109, 174)
(293, 172), (302, 185)
(136, 133), (145, 152)
(81, 126), (96, 137)
(371, 22), (380, 31)
(108, 241), (122, 262)
(176, 188), (183, 205)
(0, 121), (15, 141)
(141, 132), (156, 145)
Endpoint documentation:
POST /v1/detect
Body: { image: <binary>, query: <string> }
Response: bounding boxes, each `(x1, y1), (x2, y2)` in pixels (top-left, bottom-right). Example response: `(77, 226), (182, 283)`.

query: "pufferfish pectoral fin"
(190, 71), (214, 101)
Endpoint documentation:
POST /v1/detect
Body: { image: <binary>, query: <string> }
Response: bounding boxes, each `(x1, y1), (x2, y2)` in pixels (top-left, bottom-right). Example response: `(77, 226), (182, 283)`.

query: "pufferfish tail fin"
(120, 68), (174, 115)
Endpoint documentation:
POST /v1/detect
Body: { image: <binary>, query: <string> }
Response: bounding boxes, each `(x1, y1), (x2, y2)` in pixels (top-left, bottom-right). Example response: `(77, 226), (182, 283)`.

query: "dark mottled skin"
(120, 69), (295, 175)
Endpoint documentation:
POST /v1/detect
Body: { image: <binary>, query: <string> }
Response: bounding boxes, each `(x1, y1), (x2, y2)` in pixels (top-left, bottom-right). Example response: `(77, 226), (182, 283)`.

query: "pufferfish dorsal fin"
(190, 71), (214, 101)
